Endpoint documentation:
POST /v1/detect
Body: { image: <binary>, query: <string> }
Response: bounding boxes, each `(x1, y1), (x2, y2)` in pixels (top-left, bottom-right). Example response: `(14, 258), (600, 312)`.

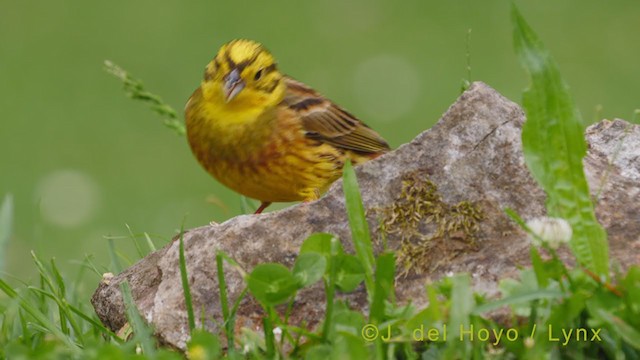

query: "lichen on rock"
(373, 172), (483, 277)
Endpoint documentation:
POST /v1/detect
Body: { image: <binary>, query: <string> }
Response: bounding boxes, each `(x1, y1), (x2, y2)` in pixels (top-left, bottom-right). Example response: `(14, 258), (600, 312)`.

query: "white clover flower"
(524, 337), (535, 348)
(273, 327), (283, 341)
(526, 217), (573, 249)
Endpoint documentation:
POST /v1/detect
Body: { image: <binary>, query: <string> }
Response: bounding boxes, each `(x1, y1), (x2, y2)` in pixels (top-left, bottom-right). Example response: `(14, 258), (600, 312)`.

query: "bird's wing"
(282, 77), (390, 154)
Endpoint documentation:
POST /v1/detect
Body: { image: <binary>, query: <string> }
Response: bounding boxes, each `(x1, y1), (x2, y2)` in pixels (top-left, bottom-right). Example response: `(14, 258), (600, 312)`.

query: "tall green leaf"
(369, 252), (395, 324)
(512, 5), (608, 277)
(446, 274), (474, 359)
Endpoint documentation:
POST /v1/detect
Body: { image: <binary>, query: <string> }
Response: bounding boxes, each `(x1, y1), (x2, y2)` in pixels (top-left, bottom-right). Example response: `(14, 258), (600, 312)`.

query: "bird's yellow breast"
(185, 89), (344, 203)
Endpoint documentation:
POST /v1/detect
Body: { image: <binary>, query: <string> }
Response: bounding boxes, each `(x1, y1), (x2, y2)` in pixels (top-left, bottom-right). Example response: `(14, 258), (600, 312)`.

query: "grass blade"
(216, 251), (235, 350)
(120, 281), (156, 355)
(108, 237), (156, 353)
(0, 278), (81, 353)
(143, 232), (157, 252)
(0, 194), (13, 272)
(597, 309), (640, 350)
(179, 230), (196, 332)
(50, 258), (84, 344)
(239, 195), (256, 214)
(321, 236), (341, 341)
(104, 60), (185, 136)
(125, 224), (145, 259)
(342, 160), (375, 297)
(472, 289), (562, 314)
(67, 303), (123, 343)
(49, 260), (70, 337)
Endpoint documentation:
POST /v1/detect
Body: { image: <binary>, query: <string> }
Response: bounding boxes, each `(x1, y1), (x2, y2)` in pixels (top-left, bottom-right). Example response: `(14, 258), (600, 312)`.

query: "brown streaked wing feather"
(282, 77), (390, 154)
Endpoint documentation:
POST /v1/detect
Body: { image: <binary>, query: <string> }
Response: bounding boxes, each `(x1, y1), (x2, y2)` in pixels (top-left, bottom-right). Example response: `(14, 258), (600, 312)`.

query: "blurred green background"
(1, 0), (638, 290)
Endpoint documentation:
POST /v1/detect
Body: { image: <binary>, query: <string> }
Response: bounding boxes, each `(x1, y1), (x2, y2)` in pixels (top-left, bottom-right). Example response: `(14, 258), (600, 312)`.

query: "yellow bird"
(185, 39), (390, 213)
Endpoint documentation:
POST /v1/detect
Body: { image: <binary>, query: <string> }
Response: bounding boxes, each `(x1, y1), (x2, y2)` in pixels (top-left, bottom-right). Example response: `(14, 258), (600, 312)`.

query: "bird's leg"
(254, 202), (272, 214)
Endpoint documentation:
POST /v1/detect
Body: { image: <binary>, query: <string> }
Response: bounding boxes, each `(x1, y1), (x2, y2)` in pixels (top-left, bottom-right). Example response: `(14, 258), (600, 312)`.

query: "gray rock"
(91, 82), (640, 350)
(584, 119), (640, 266)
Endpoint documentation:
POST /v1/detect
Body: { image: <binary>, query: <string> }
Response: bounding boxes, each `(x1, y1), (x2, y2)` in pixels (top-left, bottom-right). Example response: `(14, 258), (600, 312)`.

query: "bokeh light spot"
(36, 170), (101, 227)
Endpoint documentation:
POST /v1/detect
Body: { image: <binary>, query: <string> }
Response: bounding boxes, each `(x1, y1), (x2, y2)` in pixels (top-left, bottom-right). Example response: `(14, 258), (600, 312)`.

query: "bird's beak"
(223, 68), (245, 103)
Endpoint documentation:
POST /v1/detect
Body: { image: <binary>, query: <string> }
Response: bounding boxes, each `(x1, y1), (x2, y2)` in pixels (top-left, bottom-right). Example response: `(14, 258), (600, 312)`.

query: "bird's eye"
(254, 69), (264, 81)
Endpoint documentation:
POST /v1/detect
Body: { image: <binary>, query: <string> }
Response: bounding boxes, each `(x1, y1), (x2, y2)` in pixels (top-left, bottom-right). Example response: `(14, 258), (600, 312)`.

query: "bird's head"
(202, 39), (285, 109)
